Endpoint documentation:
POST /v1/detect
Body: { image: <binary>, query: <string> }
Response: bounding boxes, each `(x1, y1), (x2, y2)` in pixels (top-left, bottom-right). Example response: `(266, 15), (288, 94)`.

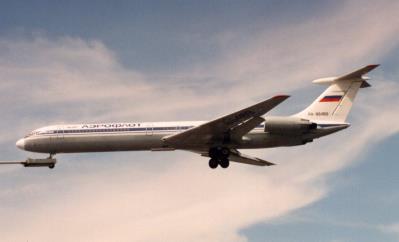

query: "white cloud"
(379, 222), (399, 240)
(183, 0), (399, 99)
(1, 1), (399, 241)
(0, 161), (322, 242)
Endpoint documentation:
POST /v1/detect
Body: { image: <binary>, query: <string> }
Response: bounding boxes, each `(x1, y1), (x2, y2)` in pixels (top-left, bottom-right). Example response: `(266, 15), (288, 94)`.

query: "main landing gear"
(208, 147), (230, 169)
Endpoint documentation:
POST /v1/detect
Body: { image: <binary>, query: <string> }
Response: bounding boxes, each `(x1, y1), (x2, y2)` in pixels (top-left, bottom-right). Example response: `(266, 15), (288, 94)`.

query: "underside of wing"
(228, 149), (275, 166)
(164, 95), (289, 147)
(190, 149), (275, 167)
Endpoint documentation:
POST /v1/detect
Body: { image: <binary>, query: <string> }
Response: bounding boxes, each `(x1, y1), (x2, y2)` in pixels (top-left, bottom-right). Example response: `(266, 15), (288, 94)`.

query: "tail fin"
(294, 65), (379, 123)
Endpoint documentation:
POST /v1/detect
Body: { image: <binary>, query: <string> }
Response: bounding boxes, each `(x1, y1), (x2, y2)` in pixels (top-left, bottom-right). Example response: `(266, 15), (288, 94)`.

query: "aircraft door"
(52, 126), (64, 142)
(146, 123), (153, 135)
(57, 126), (64, 139)
(50, 126), (64, 152)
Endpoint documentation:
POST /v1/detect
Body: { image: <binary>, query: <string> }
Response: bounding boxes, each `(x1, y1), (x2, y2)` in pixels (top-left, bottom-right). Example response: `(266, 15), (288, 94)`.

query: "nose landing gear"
(208, 147), (230, 169)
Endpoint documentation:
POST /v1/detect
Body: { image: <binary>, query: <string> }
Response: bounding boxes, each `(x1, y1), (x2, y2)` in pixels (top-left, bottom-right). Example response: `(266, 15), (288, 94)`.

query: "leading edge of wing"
(164, 95), (290, 145)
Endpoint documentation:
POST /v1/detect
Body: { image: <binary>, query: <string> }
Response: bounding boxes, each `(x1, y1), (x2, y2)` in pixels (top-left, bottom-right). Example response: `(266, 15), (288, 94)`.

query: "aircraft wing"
(164, 95), (289, 146)
(191, 149), (275, 166)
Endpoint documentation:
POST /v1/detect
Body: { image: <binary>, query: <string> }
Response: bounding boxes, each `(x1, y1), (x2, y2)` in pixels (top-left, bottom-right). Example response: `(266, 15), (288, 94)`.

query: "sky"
(0, 0), (399, 241)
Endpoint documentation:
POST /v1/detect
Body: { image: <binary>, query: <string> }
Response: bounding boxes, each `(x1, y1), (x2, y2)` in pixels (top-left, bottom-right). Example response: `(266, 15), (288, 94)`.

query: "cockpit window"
(24, 131), (37, 138)
(24, 130), (47, 138)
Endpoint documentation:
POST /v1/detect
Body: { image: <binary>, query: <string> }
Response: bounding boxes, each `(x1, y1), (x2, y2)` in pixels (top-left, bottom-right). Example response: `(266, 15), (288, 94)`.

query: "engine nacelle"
(264, 117), (317, 135)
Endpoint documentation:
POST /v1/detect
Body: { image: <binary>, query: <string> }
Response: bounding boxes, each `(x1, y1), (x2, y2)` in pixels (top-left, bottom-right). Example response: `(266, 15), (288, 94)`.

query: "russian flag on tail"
(320, 95), (342, 102)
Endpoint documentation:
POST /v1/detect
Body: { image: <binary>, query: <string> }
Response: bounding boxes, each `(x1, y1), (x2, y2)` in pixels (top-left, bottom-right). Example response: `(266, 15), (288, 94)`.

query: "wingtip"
(273, 94), (290, 99)
(367, 64), (380, 70)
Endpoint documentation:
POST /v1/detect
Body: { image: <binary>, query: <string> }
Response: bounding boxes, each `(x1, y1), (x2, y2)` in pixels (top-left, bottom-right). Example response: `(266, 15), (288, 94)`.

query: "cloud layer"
(1, 1), (399, 241)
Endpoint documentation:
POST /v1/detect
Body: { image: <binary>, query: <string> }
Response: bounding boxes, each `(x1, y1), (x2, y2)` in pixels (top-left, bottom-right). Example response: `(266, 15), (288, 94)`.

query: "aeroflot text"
(81, 123), (141, 129)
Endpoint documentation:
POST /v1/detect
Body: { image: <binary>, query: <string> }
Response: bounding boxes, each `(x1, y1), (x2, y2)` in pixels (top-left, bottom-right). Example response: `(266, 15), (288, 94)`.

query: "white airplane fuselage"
(16, 119), (347, 154)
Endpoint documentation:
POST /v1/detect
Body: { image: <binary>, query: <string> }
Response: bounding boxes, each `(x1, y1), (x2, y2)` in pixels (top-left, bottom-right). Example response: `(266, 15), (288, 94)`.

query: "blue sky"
(0, 1), (398, 241)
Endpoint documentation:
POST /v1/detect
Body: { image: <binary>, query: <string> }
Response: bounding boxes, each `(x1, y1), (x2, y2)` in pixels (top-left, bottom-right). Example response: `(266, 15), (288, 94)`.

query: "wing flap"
(229, 149), (275, 166)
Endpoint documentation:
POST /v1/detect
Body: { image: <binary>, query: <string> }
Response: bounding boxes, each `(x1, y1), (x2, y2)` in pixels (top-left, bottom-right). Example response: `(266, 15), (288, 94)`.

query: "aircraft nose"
(16, 138), (25, 150)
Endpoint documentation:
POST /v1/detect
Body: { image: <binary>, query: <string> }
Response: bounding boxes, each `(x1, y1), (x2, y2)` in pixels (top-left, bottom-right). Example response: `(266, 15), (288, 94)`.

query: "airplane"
(2, 65), (378, 169)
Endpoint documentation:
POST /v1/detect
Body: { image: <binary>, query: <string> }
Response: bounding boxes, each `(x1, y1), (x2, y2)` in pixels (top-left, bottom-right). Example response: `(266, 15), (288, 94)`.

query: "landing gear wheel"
(209, 158), (218, 169)
(49, 164), (55, 169)
(219, 158), (230, 168)
(221, 148), (229, 157)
